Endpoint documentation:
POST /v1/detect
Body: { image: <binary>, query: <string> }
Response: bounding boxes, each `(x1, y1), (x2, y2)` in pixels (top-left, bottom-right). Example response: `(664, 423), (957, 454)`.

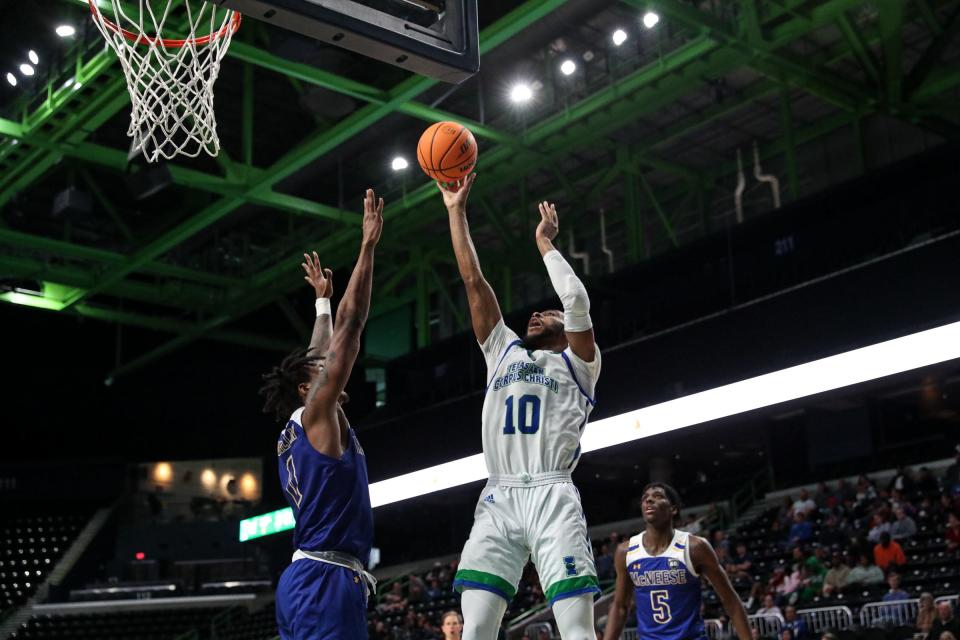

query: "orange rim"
(88, 0), (241, 48)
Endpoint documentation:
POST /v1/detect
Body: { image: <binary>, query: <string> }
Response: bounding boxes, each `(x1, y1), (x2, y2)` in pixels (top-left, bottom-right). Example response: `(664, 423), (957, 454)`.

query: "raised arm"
(691, 536), (752, 640)
(603, 541), (633, 640)
(437, 174), (502, 344)
(301, 189), (383, 457)
(301, 251), (334, 358)
(535, 201), (596, 362)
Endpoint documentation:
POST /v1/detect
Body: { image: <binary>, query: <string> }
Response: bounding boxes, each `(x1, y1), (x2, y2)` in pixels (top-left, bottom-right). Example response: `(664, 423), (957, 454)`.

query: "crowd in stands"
(718, 455), (959, 640)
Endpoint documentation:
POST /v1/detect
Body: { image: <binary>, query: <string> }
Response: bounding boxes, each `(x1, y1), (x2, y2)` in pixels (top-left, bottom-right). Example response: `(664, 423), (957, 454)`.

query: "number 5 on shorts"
(650, 590), (672, 624)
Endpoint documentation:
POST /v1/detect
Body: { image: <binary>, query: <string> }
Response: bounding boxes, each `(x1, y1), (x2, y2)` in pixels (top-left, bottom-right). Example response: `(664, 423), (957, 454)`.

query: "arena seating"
(1, 511), (89, 612)
(9, 606), (226, 640)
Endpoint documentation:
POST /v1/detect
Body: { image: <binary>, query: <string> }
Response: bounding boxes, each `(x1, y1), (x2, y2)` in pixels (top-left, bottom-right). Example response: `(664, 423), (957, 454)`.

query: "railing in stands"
(748, 612), (785, 636)
(704, 618), (724, 640)
(859, 600), (920, 628)
(799, 605), (855, 632)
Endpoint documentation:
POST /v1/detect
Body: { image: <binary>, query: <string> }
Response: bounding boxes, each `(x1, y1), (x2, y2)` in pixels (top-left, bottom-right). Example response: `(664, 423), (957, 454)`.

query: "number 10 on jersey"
(502, 395), (540, 435)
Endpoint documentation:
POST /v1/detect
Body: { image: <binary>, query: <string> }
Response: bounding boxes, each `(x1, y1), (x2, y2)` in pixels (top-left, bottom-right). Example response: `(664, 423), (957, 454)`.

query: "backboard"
(211, 0), (479, 83)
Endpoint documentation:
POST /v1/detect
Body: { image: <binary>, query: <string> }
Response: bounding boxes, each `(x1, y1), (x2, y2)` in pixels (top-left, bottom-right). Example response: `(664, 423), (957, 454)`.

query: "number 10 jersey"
(480, 319), (600, 479)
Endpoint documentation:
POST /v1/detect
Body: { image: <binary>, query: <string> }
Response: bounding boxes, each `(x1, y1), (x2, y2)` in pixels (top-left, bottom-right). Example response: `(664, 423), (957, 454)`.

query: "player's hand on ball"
(536, 201), (559, 243)
(362, 188), (384, 246)
(302, 252), (333, 298)
(437, 173), (476, 212)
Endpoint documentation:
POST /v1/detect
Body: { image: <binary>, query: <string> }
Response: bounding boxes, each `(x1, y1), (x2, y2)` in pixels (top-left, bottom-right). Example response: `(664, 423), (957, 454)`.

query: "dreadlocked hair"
(259, 348), (322, 423)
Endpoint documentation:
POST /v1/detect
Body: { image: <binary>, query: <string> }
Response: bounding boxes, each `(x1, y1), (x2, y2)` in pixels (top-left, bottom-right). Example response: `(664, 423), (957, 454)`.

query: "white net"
(88, 0), (240, 162)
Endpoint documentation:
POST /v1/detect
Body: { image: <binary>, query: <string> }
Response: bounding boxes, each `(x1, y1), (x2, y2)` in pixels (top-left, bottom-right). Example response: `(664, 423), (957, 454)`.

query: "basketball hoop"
(88, 0), (241, 162)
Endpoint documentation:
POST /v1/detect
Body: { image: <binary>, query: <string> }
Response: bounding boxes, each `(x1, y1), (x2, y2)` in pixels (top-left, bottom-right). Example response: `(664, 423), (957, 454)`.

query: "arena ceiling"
(0, 0), (958, 380)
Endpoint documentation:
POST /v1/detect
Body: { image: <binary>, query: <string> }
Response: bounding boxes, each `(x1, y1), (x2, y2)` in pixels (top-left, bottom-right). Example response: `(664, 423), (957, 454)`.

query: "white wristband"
(315, 298), (331, 317)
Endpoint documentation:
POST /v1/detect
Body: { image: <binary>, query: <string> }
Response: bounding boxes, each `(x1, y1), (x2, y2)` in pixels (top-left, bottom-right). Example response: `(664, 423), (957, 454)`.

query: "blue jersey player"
(603, 483), (751, 640)
(259, 189), (384, 640)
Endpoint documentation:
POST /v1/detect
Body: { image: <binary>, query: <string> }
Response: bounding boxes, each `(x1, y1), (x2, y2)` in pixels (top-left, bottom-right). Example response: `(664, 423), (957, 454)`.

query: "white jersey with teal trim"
(479, 319), (600, 477)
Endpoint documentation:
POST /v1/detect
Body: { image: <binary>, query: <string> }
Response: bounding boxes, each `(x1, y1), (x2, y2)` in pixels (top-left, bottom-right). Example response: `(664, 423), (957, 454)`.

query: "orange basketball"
(417, 121), (477, 182)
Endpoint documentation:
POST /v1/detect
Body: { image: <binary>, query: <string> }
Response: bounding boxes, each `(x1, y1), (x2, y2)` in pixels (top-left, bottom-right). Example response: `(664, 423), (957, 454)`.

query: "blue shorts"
(276, 558), (368, 640)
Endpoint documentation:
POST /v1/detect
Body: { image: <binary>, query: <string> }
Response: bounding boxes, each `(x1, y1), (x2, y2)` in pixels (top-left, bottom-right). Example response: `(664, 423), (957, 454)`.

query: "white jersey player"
(438, 173), (601, 640)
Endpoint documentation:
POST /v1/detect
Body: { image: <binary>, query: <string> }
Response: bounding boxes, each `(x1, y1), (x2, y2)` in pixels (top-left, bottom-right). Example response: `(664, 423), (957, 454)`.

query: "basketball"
(416, 121), (477, 182)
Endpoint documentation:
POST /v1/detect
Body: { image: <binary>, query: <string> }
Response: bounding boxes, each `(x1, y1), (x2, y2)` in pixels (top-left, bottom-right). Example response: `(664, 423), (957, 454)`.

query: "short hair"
(258, 348), (321, 423)
(440, 610), (462, 625)
(642, 482), (682, 515)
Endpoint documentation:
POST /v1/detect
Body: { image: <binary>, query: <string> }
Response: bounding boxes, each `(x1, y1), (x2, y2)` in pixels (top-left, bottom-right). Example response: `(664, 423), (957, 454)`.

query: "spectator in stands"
(916, 593), (936, 637)
(781, 628), (795, 640)
(757, 594), (782, 617)
(783, 605), (807, 639)
(888, 466), (916, 495)
(380, 582), (408, 615)
(882, 573), (908, 602)
(595, 544), (614, 581)
(427, 577), (443, 601)
(834, 479), (855, 503)
(873, 531), (907, 572)
(929, 602), (960, 640)
(890, 506), (917, 541)
(846, 554), (884, 586)
(822, 551), (850, 596)
(796, 564), (823, 604)
(751, 628), (762, 640)
(856, 475), (878, 505)
(813, 482), (832, 508)
(713, 529), (731, 554)
(867, 513), (892, 544)
(726, 542), (753, 580)
(778, 565), (801, 603)
(942, 633), (957, 640)
(440, 611), (463, 640)
(789, 512), (814, 545)
(779, 496), (797, 527)
(793, 489), (817, 516)
(821, 632), (838, 640)
(744, 582), (766, 612)
(817, 515), (846, 549)
(947, 513), (960, 552)
(407, 575), (427, 605)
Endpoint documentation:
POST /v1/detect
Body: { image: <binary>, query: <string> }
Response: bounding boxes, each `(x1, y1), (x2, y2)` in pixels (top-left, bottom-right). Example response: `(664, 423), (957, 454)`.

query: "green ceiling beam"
(68, 0), (569, 349)
(0, 227), (238, 287)
(0, 254), (223, 312)
(878, 0), (905, 106)
(836, 13), (880, 84)
(0, 289), (294, 354)
(60, 196), (247, 310)
(904, 5), (960, 100)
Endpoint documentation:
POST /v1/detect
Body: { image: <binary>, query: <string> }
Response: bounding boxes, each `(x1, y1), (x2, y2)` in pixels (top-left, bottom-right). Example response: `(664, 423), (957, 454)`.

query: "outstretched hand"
(302, 251), (333, 299)
(362, 188), (384, 247)
(437, 173), (477, 212)
(536, 201), (559, 245)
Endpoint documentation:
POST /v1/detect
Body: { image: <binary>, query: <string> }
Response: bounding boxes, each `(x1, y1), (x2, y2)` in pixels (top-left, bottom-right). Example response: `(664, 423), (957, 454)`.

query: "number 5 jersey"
(626, 529), (706, 640)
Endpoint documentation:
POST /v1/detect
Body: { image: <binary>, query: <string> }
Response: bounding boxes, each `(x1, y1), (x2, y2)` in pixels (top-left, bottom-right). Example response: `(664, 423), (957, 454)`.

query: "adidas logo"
(483, 494), (495, 504)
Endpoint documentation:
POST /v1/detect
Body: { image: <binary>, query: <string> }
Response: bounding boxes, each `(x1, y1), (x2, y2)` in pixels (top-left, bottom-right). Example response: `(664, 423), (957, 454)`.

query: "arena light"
(560, 59), (577, 76)
(19, 64), (34, 77)
(612, 29), (628, 46)
(510, 82), (533, 103)
(56, 25), (77, 37)
(6, 73), (16, 87)
(642, 12), (660, 29)
(28, 50), (39, 65)
(391, 156), (408, 171)
(239, 319), (960, 539)
(377, 319), (960, 505)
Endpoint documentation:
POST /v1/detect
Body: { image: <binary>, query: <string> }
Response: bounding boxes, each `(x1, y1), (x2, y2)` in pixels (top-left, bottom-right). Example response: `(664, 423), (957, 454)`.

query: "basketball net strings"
(93, 0), (238, 161)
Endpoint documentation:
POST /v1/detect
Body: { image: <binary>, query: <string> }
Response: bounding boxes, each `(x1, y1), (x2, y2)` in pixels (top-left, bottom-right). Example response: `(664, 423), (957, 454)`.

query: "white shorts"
(453, 480), (599, 604)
